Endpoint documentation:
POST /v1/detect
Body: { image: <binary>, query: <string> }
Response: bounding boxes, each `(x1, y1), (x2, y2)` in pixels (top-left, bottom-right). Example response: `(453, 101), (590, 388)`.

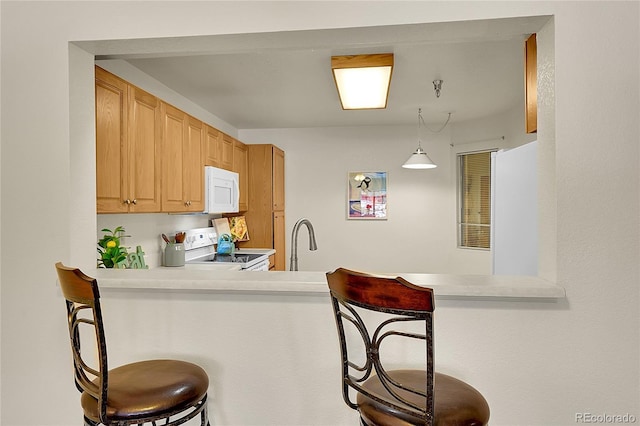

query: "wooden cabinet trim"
(525, 33), (537, 134)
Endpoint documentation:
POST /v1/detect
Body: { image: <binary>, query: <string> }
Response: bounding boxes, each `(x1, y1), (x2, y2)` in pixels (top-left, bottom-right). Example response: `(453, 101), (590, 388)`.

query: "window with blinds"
(458, 151), (493, 249)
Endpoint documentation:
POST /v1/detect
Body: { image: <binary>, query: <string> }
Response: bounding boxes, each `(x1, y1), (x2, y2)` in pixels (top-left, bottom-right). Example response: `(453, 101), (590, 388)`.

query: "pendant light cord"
(419, 110), (452, 133)
(417, 108), (424, 149)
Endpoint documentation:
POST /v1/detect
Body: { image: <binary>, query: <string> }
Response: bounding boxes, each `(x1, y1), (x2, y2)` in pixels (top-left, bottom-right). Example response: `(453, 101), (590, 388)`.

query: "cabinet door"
(96, 67), (129, 213)
(240, 144), (271, 250)
(220, 134), (234, 170)
(185, 116), (204, 212)
(272, 146), (285, 211)
(232, 139), (249, 211)
(161, 102), (188, 212)
(205, 125), (221, 167)
(128, 86), (161, 212)
(161, 103), (205, 212)
(273, 210), (286, 271)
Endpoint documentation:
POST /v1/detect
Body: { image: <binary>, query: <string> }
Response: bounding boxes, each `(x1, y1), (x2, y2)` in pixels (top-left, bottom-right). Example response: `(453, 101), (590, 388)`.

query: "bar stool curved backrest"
(326, 267), (490, 426)
(55, 262), (210, 426)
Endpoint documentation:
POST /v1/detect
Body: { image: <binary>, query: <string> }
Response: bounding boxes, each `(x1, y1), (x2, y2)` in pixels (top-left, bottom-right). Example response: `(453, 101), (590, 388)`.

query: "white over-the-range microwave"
(204, 166), (239, 214)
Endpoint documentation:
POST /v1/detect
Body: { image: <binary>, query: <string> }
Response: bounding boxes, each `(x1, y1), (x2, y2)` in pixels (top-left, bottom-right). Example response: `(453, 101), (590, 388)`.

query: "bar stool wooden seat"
(55, 262), (210, 426)
(326, 267), (490, 426)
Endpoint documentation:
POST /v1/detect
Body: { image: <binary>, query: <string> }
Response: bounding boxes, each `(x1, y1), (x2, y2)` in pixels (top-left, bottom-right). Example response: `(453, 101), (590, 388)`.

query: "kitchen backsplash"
(97, 213), (218, 268)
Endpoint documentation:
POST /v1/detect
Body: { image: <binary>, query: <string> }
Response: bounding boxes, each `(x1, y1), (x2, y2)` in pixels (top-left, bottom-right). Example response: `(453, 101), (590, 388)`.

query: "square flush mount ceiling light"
(331, 53), (394, 110)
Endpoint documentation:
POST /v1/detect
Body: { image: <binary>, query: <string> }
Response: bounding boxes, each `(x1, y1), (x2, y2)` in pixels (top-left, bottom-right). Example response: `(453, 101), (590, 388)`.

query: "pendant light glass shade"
(402, 147), (437, 169)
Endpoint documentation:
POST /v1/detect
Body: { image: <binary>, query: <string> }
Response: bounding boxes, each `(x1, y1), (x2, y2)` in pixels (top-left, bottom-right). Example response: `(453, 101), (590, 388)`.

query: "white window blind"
(458, 151), (493, 249)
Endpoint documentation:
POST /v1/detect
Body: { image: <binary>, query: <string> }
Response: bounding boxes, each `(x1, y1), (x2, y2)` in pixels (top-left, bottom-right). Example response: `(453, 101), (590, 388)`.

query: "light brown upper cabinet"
(96, 67), (259, 217)
(205, 125), (235, 171)
(96, 66), (161, 213)
(220, 133), (234, 171)
(205, 125), (221, 168)
(238, 144), (286, 270)
(525, 33), (537, 134)
(232, 139), (249, 211)
(160, 102), (205, 212)
(185, 116), (205, 211)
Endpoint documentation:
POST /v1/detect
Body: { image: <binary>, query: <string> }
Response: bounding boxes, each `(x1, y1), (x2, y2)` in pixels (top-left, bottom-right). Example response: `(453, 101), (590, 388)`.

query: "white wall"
(241, 121), (513, 274)
(1, 2), (638, 426)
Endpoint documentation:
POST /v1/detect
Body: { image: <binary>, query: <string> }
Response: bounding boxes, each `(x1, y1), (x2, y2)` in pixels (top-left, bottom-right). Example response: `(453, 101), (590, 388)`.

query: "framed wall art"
(347, 171), (387, 220)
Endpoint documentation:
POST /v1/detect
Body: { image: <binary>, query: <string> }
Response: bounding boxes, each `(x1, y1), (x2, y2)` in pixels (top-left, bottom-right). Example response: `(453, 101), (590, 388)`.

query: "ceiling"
(92, 15), (550, 130)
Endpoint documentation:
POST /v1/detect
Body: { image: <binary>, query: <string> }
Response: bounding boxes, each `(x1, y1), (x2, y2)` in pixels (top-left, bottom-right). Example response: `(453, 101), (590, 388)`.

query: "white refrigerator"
(491, 140), (538, 276)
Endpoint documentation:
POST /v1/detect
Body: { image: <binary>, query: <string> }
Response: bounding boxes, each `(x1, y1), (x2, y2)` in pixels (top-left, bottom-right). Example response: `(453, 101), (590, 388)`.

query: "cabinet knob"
(124, 199), (131, 205)
(132, 199), (137, 205)
(185, 200), (192, 207)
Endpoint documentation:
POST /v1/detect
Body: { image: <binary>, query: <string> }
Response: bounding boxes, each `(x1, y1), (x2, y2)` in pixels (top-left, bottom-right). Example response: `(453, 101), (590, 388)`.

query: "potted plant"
(97, 226), (130, 268)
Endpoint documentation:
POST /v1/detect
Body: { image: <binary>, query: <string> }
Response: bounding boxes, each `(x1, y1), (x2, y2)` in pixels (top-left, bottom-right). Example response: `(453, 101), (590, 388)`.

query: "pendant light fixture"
(403, 108), (437, 169)
(403, 80), (452, 169)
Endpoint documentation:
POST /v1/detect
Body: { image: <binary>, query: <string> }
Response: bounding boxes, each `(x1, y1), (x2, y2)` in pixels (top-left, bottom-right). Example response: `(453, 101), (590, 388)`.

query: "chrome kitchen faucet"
(290, 218), (318, 271)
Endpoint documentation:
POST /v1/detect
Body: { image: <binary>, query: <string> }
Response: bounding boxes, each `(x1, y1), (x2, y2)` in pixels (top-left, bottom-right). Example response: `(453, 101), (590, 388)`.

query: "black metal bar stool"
(55, 262), (211, 426)
(326, 267), (490, 426)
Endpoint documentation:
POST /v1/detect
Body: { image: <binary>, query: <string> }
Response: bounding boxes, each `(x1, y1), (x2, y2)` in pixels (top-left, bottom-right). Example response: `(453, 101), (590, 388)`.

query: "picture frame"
(347, 171), (387, 220)
(229, 216), (250, 242)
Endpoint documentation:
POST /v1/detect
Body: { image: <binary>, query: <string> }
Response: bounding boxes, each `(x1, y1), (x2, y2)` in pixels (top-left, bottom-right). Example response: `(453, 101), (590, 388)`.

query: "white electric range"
(182, 227), (271, 271)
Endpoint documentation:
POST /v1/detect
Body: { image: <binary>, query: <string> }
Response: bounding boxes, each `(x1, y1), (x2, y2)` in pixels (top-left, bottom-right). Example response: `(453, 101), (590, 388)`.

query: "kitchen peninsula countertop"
(93, 267), (565, 300)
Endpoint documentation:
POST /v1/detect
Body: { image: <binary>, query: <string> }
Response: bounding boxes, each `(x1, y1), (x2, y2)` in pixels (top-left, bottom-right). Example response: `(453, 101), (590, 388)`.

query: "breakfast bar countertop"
(92, 268), (566, 300)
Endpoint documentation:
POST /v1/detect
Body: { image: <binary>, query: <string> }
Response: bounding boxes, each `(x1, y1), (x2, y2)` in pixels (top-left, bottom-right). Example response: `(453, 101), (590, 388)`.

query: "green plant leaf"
(97, 226), (130, 268)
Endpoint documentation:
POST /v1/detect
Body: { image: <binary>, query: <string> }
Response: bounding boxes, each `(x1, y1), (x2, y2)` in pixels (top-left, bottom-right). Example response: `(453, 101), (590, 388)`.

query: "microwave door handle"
(233, 177), (240, 209)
